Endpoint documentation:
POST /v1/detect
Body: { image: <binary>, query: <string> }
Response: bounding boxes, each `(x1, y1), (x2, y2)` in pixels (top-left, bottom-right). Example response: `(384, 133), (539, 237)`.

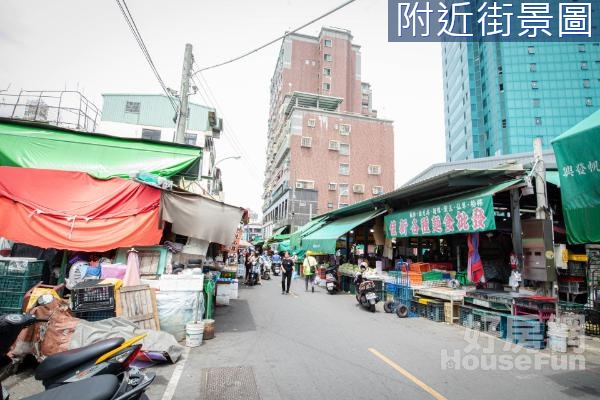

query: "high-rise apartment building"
(262, 27), (394, 237)
(443, 39), (600, 161)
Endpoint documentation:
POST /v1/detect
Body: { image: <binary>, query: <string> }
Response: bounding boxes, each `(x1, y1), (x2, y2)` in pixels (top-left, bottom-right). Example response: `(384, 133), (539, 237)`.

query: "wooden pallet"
(115, 284), (160, 331)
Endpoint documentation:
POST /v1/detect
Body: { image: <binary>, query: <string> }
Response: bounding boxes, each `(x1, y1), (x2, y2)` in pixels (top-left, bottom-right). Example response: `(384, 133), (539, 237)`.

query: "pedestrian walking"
(281, 251), (294, 294)
(303, 251), (318, 292)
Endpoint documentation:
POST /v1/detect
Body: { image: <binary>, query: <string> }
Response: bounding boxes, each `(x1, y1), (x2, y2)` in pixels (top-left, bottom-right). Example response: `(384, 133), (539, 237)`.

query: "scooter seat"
(23, 374), (119, 400)
(35, 337), (124, 381)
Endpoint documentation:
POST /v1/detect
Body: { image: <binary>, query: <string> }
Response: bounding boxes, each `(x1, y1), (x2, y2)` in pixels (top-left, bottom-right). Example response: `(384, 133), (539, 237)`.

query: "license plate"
(366, 293), (376, 300)
(327, 283), (334, 288)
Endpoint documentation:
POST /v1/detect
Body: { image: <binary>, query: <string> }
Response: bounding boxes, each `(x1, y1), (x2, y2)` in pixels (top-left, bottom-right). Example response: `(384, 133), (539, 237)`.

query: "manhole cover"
(203, 366), (261, 400)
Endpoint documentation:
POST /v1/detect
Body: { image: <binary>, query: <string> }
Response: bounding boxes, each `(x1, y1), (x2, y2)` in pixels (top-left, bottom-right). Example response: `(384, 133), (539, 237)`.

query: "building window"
(339, 183), (349, 196)
(339, 124), (351, 135)
(327, 202), (334, 209)
(586, 97), (593, 107)
(328, 182), (337, 191)
(535, 117), (542, 125)
(301, 136), (312, 147)
(372, 186), (384, 195)
(141, 128), (161, 141)
(324, 39), (333, 47)
(527, 46), (535, 55)
(581, 61), (589, 70)
(322, 82), (331, 91)
(583, 79), (591, 88)
(339, 143), (350, 156)
(499, 83), (504, 92)
(328, 140), (340, 151)
(533, 98), (541, 108)
(368, 164), (381, 175)
(497, 65), (503, 75)
(125, 101), (140, 113)
(324, 53), (333, 62)
(295, 180), (315, 190)
(530, 63), (537, 72)
(307, 118), (316, 128)
(352, 184), (365, 194)
(339, 163), (350, 176)
(531, 81), (538, 89)
(502, 119), (507, 128)
(184, 133), (197, 145)
(579, 44), (586, 53)
(323, 67), (332, 76)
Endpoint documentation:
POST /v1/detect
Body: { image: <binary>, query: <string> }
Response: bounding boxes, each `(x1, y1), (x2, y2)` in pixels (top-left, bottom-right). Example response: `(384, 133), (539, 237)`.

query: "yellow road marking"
(369, 348), (447, 400)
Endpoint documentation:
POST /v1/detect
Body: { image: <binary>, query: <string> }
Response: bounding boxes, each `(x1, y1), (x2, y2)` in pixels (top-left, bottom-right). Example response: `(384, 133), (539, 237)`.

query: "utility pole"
(174, 43), (193, 144)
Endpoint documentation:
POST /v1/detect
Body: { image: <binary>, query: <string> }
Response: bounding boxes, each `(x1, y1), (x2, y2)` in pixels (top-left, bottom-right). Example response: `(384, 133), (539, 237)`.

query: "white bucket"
(548, 332), (568, 353)
(185, 322), (204, 347)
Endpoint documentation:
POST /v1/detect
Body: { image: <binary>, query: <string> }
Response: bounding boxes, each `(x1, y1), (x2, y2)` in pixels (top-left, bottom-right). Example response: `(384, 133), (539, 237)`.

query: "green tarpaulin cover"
(0, 120), (202, 179)
(289, 216), (328, 249)
(302, 210), (385, 254)
(277, 240), (291, 252)
(385, 179), (522, 238)
(552, 110), (600, 244)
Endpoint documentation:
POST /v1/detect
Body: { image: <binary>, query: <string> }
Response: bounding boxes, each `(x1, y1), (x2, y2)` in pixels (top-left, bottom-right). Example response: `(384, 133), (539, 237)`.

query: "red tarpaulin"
(0, 167), (162, 251)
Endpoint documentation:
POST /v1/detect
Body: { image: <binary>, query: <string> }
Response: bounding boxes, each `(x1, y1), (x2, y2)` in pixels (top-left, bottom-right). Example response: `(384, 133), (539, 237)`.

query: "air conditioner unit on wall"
(353, 184), (365, 194)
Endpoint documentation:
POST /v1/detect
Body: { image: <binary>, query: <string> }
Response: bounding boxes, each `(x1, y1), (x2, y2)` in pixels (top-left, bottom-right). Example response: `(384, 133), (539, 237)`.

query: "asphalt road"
(6, 276), (600, 399)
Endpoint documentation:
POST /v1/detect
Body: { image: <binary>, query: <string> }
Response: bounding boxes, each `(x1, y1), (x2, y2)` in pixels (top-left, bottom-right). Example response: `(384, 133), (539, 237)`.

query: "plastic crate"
(0, 259), (44, 277)
(427, 301), (445, 322)
(71, 281), (115, 312)
(0, 291), (25, 310)
(410, 299), (427, 317)
(405, 263), (431, 273)
(422, 271), (444, 281)
(75, 309), (116, 322)
(504, 316), (546, 349)
(558, 301), (585, 313)
(585, 308), (600, 336)
(444, 302), (460, 324)
(0, 275), (42, 292)
(0, 306), (22, 315)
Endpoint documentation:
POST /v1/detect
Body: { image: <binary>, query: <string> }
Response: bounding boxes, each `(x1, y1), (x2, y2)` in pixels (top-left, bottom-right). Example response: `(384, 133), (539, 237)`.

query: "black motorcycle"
(271, 262), (281, 276)
(325, 266), (340, 294)
(355, 278), (379, 312)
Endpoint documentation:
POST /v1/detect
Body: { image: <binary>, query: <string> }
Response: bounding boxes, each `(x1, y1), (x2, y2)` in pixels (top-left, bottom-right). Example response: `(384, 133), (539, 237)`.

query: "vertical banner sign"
(385, 194), (496, 238)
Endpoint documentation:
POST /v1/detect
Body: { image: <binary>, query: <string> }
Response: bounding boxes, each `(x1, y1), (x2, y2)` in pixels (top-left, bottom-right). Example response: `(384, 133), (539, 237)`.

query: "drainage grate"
(203, 366), (261, 400)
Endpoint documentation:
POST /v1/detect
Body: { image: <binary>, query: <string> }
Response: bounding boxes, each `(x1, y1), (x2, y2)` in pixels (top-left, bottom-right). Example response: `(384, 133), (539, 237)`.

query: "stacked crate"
(0, 259), (44, 314)
(71, 281), (117, 321)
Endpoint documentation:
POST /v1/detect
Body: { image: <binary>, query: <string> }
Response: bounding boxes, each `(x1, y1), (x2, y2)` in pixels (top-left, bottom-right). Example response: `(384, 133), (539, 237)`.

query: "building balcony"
(283, 91), (343, 116)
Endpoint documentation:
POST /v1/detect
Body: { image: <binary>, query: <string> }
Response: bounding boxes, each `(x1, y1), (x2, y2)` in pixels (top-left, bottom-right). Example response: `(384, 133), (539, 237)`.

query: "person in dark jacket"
(281, 251), (294, 294)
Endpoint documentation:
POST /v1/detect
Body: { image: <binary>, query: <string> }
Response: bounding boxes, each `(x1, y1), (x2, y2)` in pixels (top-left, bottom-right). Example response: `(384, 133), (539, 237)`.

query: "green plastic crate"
(0, 275), (41, 292)
(0, 306), (22, 315)
(422, 271), (443, 281)
(0, 259), (44, 277)
(0, 291), (25, 310)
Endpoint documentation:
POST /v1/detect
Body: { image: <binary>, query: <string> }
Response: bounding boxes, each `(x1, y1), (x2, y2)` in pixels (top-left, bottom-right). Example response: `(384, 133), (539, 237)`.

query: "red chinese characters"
(456, 211), (470, 231)
(471, 207), (486, 230)
(431, 215), (443, 233)
(399, 219), (409, 236)
(389, 219), (397, 236)
(411, 218), (420, 235)
(420, 216), (431, 234)
(443, 213), (455, 232)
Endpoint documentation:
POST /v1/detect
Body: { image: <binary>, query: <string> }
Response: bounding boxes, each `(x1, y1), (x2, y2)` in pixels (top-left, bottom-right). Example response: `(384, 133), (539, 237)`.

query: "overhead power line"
(192, 0), (357, 74)
(115, 0), (179, 112)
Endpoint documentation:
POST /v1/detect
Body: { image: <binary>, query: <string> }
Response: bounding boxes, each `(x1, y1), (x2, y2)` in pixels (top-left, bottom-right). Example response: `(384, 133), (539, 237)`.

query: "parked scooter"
(354, 268), (379, 313)
(261, 256), (271, 280)
(325, 266), (340, 294)
(248, 261), (260, 286)
(271, 262), (281, 276)
(0, 309), (154, 399)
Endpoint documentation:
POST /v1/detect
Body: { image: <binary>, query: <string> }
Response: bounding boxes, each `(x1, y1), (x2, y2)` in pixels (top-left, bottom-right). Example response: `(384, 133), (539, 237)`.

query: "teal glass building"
(443, 40), (600, 161)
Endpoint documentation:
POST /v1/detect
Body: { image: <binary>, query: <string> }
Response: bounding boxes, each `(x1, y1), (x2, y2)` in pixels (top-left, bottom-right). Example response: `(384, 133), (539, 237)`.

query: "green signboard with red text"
(385, 193), (496, 238)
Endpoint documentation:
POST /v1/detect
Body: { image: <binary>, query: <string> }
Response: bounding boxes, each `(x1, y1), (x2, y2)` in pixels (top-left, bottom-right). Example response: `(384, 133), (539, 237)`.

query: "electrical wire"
(192, 0), (357, 75)
(115, 0), (179, 112)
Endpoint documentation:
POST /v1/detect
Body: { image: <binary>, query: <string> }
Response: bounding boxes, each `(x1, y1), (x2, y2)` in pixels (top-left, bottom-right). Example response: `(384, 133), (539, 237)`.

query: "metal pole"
(174, 43), (193, 144)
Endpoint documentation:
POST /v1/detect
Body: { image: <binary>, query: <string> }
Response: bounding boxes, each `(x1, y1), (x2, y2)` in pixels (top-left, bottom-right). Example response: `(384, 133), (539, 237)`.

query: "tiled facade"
(262, 27), (394, 236)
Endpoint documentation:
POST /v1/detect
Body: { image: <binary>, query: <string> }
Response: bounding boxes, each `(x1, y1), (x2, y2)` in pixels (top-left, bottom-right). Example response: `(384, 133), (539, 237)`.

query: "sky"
(0, 0), (445, 215)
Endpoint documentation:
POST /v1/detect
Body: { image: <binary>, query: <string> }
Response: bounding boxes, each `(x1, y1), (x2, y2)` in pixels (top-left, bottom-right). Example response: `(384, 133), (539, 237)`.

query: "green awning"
(273, 233), (291, 241)
(289, 216), (328, 249)
(302, 210), (385, 254)
(277, 240), (291, 252)
(385, 179), (522, 238)
(552, 110), (600, 244)
(251, 239), (264, 246)
(545, 171), (560, 187)
(0, 120), (202, 179)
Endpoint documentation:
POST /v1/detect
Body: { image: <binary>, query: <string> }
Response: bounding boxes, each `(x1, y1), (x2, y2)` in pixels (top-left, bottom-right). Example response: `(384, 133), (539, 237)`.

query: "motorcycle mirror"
(37, 294), (55, 306)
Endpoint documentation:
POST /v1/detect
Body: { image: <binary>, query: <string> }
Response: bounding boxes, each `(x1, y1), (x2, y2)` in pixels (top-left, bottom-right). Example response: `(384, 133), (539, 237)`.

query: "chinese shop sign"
(385, 194), (495, 238)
